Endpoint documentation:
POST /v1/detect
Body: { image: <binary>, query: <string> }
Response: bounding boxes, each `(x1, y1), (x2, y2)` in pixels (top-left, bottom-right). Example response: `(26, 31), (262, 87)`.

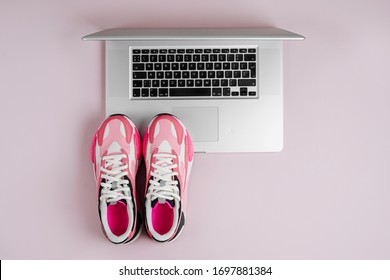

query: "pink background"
(1, 0), (390, 259)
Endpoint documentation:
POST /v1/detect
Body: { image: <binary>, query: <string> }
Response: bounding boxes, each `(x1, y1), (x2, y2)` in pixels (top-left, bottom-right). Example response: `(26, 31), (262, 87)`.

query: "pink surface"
(1, 0), (390, 259)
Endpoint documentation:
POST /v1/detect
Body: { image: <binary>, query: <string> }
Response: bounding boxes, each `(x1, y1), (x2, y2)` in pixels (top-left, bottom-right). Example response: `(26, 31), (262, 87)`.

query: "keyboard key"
(225, 71), (232, 78)
(158, 55), (166, 62)
(182, 71), (190, 78)
(221, 79), (228, 86)
(177, 49), (185, 53)
(149, 54), (158, 62)
(213, 49), (221, 53)
(152, 80), (160, 87)
(133, 72), (147, 79)
(231, 62), (239, 69)
(132, 49), (140, 54)
(210, 54), (217, 61)
(193, 54), (201, 62)
(150, 88), (158, 97)
(223, 63), (230, 70)
(204, 79), (211, 86)
(244, 54), (256, 61)
(184, 54), (192, 62)
(204, 49), (212, 53)
(133, 63), (145, 70)
(223, 88), (231, 96)
(214, 63), (221, 70)
(180, 63), (187, 70)
(167, 55), (175, 62)
(230, 48), (238, 53)
(218, 54), (226, 61)
(187, 79), (194, 87)
(234, 71), (241, 78)
(191, 71), (198, 78)
(163, 63), (170, 70)
(159, 88), (168, 97)
(151, 49), (158, 54)
(212, 88), (222, 96)
(165, 71), (172, 79)
(174, 71), (181, 79)
(159, 49), (167, 53)
(240, 62), (247, 69)
(195, 49), (203, 53)
(242, 71), (250, 78)
(146, 63), (153, 70)
(186, 49), (194, 53)
(176, 55), (184, 62)
(206, 63), (213, 70)
(172, 63), (179, 70)
(170, 88), (211, 97)
(229, 79), (237, 86)
(199, 71), (207, 78)
(238, 79), (256, 86)
(143, 80), (151, 87)
(222, 49), (229, 53)
(133, 55), (140, 62)
(249, 91), (256, 96)
(217, 71), (224, 78)
(154, 63), (162, 70)
(208, 71), (216, 78)
(248, 48), (256, 53)
(168, 49), (176, 54)
(156, 71), (164, 78)
(212, 79), (220, 87)
(170, 80), (177, 87)
(239, 49), (247, 53)
(227, 54), (235, 61)
(161, 80), (168, 87)
(236, 54), (243, 61)
(197, 63), (205, 70)
(240, 87), (248, 96)
(133, 88), (140, 97)
(141, 55), (149, 62)
(201, 54), (209, 61)
(142, 49), (149, 54)
(232, 91), (239, 96)
(178, 80), (185, 87)
(249, 62), (256, 78)
(141, 88), (149, 97)
(148, 72), (156, 79)
(195, 79), (202, 87)
(189, 63), (196, 70)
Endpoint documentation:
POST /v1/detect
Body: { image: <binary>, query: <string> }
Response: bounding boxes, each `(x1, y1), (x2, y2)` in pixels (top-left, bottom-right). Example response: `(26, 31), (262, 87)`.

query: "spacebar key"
(170, 88), (211, 97)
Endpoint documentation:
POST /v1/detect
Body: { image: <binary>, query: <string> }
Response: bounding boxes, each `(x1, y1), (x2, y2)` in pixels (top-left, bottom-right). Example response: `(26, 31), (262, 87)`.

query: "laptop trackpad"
(171, 107), (219, 142)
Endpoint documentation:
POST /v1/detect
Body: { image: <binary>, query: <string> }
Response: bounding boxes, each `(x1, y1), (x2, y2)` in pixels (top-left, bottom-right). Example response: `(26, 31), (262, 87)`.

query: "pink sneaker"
(143, 114), (194, 242)
(91, 114), (142, 244)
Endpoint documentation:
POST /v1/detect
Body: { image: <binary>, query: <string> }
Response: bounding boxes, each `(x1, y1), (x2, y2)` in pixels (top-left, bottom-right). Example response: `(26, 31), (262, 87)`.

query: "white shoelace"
(100, 154), (131, 204)
(146, 153), (180, 202)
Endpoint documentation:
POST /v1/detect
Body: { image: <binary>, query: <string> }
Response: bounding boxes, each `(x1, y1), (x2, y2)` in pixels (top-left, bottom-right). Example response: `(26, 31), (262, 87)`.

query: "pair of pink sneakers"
(90, 114), (194, 243)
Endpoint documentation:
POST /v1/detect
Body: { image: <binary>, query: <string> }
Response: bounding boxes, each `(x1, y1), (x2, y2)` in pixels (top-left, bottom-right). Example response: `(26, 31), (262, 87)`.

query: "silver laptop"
(83, 28), (304, 153)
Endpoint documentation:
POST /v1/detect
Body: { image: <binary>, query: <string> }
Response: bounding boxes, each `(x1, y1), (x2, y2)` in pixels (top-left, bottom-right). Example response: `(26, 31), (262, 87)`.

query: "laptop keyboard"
(130, 47), (258, 99)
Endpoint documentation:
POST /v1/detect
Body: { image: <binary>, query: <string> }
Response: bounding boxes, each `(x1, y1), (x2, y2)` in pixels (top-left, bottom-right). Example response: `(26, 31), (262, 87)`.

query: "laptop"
(83, 28), (304, 153)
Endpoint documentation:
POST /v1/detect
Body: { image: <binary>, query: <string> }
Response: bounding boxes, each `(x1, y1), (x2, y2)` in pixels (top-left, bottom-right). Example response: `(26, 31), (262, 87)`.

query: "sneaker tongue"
(110, 198), (127, 206)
